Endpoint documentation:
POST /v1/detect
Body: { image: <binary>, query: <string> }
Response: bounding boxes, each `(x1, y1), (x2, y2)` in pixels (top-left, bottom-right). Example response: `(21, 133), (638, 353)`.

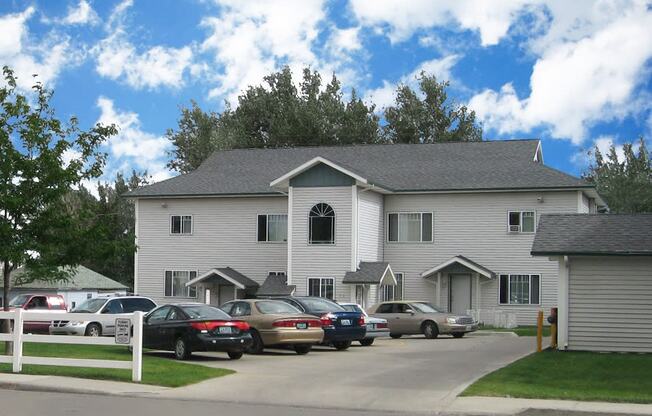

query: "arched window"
(309, 203), (335, 244)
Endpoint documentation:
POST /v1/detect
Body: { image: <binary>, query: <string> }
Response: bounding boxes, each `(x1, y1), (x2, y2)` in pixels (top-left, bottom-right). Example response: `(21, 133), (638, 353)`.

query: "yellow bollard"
(551, 322), (558, 349)
(536, 310), (543, 352)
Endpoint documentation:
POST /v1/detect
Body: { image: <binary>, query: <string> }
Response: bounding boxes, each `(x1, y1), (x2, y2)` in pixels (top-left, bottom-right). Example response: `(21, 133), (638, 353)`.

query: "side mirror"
(405, 309), (415, 315)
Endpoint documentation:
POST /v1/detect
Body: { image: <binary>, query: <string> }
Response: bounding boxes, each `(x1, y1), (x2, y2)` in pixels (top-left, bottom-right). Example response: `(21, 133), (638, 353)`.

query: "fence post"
(12, 308), (24, 373)
(132, 311), (143, 382)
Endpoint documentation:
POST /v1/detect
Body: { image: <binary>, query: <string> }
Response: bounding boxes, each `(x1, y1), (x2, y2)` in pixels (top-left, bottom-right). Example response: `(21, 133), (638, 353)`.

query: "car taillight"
(358, 316), (365, 326)
(376, 322), (388, 329)
(190, 320), (249, 333)
(320, 313), (336, 327)
(273, 319), (323, 328)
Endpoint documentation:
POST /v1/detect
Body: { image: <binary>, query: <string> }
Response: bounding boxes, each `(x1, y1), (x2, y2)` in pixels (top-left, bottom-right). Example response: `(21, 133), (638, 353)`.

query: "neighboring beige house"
(532, 214), (652, 352)
(127, 140), (604, 325)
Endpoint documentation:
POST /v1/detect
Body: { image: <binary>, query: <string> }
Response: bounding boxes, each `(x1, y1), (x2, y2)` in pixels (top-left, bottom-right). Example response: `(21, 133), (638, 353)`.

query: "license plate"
(296, 322), (308, 330)
(367, 324), (376, 330)
(218, 326), (233, 334)
(340, 319), (351, 326)
(466, 325), (472, 331)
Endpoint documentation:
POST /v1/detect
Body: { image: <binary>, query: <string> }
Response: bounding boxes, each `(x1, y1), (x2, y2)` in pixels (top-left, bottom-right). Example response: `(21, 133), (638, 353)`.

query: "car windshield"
(256, 301), (301, 314)
(181, 304), (231, 320)
(411, 302), (443, 313)
(72, 298), (107, 313)
(8, 295), (31, 307)
(341, 304), (363, 313)
(299, 298), (344, 313)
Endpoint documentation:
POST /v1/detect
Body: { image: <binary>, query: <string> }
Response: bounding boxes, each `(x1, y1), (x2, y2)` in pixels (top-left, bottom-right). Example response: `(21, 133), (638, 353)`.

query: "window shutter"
(530, 275), (540, 304)
(257, 215), (267, 242)
(499, 274), (508, 304)
(164, 271), (172, 297)
(421, 213), (433, 242)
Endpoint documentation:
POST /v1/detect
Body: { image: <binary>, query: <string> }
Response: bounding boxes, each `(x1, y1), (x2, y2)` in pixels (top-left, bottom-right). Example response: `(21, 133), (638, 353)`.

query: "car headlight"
(447, 317), (457, 324)
(69, 321), (85, 326)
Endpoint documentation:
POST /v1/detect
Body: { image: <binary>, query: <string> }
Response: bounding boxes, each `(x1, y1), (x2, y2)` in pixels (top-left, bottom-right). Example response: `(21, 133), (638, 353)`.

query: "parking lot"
(164, 333), (533, 413)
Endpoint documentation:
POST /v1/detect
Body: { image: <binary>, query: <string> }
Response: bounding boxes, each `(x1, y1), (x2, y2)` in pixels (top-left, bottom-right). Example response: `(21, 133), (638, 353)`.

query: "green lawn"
(462, 350), (652, 403)
(1, 342), (233, 387)
(478, 325), (551, 337)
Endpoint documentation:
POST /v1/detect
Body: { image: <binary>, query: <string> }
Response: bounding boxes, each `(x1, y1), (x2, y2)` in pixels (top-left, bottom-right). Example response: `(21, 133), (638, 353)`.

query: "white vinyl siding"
(567, 256), (652, 353)
(291, 187), (353, 302)
(357, 189), (383, 263)
(380, 272), (403, 302)
(384, 191), (579, 325)
(136, 197), (288, 305)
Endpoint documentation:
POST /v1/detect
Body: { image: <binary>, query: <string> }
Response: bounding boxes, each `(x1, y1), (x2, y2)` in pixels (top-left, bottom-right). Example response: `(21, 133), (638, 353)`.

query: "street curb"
(470, 331), (519, 337)
(0, 381), (163, 398)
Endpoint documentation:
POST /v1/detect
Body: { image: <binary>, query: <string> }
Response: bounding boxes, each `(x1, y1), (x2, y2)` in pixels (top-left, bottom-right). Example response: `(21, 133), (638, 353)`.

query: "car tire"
(85, 323), (101, 337)
(293, 344), (312, 355)
(359, 338), (375, 346)
(333, 340), (352, 351)
(389, 333), (402, 339)
(174, 337), (192, 360)
(247, 330), (265, 354)
(452, 333), (465, 338)
(228, 351), (243, 360)
(422, 321), (439, 339)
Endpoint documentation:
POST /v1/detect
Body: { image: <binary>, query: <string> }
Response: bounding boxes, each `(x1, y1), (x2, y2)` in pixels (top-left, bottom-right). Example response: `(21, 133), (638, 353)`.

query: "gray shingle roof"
(127, 140), (591, 197)
(343, 262), (391, 284)
(256, 274), (296, 296)
(531, 214), (652, 256)
(11, 265), (128, 290)
(216, 267), (260, 289)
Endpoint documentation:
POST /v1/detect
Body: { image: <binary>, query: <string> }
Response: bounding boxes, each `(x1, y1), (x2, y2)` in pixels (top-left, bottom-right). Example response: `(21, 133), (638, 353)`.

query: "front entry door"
(449, 274), (472, 315)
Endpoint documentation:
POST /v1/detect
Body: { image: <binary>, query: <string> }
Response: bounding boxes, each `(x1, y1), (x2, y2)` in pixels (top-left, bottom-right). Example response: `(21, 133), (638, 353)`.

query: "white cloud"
(0, 7), (81, 90)
(96, 97), (171, 182)
(350, 0), (528, 46)
(201, 0), (330, 102)
(364, 54), (461, 110)
(92, 0), (194, 90)
(469, 7), (652, 143)
(61, 0), (100, 26)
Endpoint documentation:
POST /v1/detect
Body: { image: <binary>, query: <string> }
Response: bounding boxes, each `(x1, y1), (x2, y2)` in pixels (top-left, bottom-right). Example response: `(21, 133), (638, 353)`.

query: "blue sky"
(1, 0), (651, 189)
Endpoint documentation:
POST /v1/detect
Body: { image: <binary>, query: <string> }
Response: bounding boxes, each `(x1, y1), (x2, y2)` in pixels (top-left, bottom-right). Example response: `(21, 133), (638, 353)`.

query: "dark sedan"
(275, 297), (366, 350)
(143, 303), (253, 360)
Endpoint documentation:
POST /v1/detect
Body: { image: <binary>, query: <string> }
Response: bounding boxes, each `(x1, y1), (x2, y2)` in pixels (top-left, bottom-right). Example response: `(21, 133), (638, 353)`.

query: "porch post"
(475, 273), (480, 310)
(558, 255), (570, 350)
(436, 272), (441, 308)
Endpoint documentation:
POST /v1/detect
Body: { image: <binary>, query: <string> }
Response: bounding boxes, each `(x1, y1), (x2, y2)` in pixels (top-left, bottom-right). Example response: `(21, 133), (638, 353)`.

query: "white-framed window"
(257, 214), (288, 242)
(387, 213), (433, 242)
(499, 274), (540, 305)
(309, 203), (335, 244)
(507, 211), (535, 233)
(164, 270), (198, 298)
(307, 277), (335, 300)
(380, 272), (404, 301)
(170, 215), (192, 235)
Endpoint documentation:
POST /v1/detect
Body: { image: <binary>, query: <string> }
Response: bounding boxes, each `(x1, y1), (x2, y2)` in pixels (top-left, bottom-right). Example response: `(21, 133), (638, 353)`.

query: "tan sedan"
(220, 299), (324, 354)
(367, 301), (477, 339)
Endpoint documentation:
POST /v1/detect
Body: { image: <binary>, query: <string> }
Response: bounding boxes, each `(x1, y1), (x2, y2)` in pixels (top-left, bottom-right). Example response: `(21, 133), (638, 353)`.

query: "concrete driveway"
(163, 333), (533, 413)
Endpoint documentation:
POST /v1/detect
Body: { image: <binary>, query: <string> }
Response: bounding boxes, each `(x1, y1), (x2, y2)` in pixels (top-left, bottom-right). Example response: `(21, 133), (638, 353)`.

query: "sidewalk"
(446, 397), (652, 415)
(1, 372), (652, 415)
(0, 373), (168, 397)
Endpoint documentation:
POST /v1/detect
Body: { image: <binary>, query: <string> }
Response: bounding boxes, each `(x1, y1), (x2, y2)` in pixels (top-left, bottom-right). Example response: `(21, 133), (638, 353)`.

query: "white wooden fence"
(0, 309), (143, 382)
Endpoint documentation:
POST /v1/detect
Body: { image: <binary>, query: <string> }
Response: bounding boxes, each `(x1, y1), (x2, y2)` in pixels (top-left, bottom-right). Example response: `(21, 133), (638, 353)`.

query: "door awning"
(343, 262), (397, 285)
(256, 274), (296, 297)
(420, 255), (496, 279)
(186, 267), (260, 290)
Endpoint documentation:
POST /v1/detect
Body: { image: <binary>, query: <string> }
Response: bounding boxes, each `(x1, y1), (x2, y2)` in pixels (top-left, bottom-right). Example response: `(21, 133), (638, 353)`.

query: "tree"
(167, 67), (381, 173)
(0, 67), (116, 320)
(584, 137), (652, 213)
(77, 171), (148, 288)
(383, 73), (482, 143)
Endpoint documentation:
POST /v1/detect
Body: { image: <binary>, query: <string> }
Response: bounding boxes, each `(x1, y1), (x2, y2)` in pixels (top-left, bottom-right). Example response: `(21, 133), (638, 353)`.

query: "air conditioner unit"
(509, 225), (520, 232)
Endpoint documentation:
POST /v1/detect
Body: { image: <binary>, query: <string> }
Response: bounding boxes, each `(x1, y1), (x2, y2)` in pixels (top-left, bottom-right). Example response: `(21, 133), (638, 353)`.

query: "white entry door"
(449, 274), (472, 315)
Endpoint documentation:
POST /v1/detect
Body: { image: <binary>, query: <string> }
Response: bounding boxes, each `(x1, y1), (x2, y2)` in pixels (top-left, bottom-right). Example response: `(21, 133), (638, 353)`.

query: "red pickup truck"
(7, 294), (67, 333)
